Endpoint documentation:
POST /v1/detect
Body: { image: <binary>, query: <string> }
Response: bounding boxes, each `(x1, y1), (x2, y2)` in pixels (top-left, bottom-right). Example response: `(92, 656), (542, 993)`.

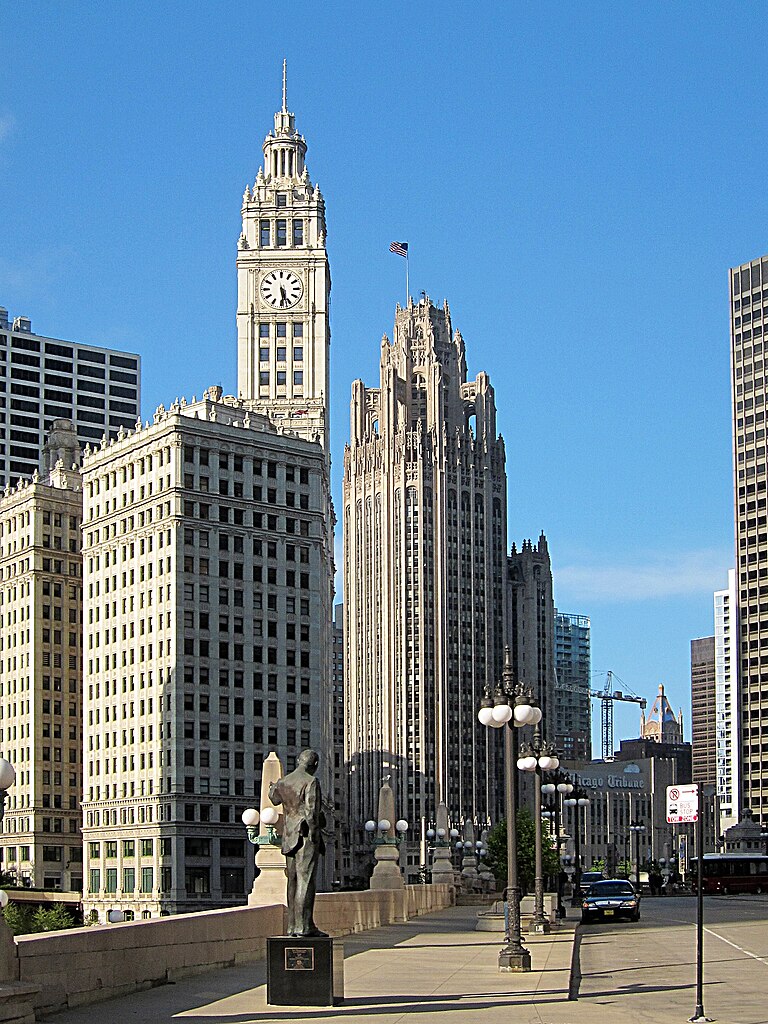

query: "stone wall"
(14, 884), (454, 1017)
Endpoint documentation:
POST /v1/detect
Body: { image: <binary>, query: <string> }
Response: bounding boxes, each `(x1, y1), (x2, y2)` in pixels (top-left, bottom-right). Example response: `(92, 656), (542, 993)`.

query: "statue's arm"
(269, 781), (283, 806)
(305, 777), (322, 828)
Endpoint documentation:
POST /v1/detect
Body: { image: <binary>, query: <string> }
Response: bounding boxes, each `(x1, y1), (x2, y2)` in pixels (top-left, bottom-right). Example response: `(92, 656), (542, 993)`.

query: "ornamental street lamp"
(542, 774), (573, 919)
(629, 821), (646, 889)
(478, 646), (539, 971)
(518, 735), (560, 933)
(564, 777), (590, 905)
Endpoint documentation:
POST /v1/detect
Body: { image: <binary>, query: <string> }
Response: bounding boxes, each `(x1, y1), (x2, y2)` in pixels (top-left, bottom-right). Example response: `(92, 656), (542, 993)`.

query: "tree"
(589, 857), (606, 873)
(486, 808), (560, 892)
(31, 905), (75, 932)
(2, 903), (75, 936)
(3, 903), (33, 936)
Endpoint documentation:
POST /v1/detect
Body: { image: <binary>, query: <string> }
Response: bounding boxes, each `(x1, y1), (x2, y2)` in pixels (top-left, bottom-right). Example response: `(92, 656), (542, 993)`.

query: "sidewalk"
(46, 904), (579, 1023)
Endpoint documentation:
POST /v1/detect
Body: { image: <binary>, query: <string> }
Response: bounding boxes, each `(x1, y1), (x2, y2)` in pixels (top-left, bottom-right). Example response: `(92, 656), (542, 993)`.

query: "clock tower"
(237, 64), (331, 455)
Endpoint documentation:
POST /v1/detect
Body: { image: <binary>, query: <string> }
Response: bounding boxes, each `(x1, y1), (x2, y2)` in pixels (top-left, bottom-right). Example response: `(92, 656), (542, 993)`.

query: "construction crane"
(590, 671), (647, 761)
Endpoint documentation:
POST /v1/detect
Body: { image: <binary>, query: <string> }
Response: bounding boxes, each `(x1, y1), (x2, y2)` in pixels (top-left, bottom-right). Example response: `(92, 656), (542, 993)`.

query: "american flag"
(389, 241), (408, 258)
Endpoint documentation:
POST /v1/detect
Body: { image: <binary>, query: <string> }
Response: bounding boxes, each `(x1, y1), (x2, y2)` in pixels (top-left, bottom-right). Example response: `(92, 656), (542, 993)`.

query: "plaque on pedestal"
(266, 936), (344, 1006)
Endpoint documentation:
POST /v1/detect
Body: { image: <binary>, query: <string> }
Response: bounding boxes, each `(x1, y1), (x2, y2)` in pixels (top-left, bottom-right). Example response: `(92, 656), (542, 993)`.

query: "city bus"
(689, 854), (768, 895)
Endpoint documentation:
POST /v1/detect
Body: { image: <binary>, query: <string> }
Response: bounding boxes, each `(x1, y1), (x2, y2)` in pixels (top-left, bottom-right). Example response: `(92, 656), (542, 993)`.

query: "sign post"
(667, 784), (711, 1023)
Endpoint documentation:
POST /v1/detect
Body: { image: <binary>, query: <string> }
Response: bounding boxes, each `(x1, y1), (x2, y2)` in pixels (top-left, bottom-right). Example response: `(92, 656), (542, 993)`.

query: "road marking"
(704, 926), (768, 966)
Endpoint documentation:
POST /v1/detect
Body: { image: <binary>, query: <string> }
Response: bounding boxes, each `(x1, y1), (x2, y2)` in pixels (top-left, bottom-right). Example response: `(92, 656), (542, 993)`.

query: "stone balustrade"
(13, 884), (454, 1018)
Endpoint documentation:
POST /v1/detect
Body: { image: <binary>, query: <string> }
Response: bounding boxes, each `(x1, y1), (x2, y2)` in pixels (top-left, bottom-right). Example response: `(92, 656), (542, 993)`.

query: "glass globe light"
(550, 756), (560, 769)
(0, 760), (15, 792)
(513, 703), (533, 725)
(521, 755), (537, 771)
(0, 891), (8, 909)
(577, 797), (589, 807)
(426, 828), (435, 839)
(538, 755), (554, 771)
(261, 807), (279, 826)
(463, 841), (472, 850)
(378, 819), (391, 832)
(557, 782), (571, 794)
(478, 706), (495, 727)
(437, 828), (446, 838)
(365, 820), (377, 832)
(541, 783), (556, 795)
(563, 798), (576, 807)
(241, 808), (260, 827)
(450, 828), (459, 838)
(488, 717), (505, 729)
(455, 841), (463, 850)
(528, 706), (543, 726)
(516, 757), (528, 770)
(395, 819), (408, 833)
(491, 703), (513, 724)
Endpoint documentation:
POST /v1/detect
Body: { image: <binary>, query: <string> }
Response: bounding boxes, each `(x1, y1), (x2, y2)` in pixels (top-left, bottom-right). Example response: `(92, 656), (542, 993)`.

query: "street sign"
(666, 783), (699, 823)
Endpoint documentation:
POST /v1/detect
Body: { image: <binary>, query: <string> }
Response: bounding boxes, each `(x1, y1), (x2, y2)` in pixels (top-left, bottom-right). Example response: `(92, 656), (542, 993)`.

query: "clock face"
(260, 270), (303, 309)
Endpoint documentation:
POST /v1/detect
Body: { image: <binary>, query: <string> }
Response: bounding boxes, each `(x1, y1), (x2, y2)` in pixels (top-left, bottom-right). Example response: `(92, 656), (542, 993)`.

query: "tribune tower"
(236, 64), (331, 456)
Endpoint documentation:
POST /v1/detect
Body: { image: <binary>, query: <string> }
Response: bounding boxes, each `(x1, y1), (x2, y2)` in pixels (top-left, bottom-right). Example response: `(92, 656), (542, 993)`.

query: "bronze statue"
(269, 749), (327, 937)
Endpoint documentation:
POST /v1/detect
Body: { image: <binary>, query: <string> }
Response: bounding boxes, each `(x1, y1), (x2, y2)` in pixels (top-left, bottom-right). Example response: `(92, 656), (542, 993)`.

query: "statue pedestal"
(248, 844), (287, 908)
(267, 937), (344, 1006)
(369, 844), (403, 890)
(431, 850), (455, 887)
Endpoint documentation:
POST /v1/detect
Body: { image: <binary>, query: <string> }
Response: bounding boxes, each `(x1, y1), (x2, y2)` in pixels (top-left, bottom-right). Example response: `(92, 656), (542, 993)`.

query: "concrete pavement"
(43, 896), (768, 1024)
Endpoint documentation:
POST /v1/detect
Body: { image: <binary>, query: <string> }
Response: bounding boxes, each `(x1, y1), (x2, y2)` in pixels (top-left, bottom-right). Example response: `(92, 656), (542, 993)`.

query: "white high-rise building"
(715, 569), (739, 831)
(236, 64), (330, 458)
(80, 389), (333, 921)
(0, 421), (83, 890)
(343, 297), (507, 884)
(0, 306), (140, 487)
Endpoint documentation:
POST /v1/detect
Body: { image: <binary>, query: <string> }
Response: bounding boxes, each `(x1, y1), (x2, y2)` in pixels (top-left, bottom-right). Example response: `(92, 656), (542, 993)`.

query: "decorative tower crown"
(262, 59), (307, 182)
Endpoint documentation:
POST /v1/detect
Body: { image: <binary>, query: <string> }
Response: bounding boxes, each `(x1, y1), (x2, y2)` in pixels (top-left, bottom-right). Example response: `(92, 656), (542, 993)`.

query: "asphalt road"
(573, 893), (768, 1024)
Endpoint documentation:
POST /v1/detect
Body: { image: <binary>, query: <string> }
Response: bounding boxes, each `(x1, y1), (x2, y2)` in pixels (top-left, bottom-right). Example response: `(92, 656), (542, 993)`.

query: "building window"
(276, 193), (287, 208)
(276, 347), (286, 361)
(276, 220), (287, 247)
(260, 220), (270, 247)
(185, 867), (210, 894)
(259, 347), (269, 362)
(123, 867), (135, 892)
(276, 322), (287, 338)
(88, 869), (100, 893)
(259, 371), (269, 386)
(141, 839), (153, 857)
(277, 371), (286, 386)
(292, 220), (303, 246)
(293, 347), (303, 362)
(105, 868), (117, 893)
(141, 867), (154, 893)
(294, 371), (303, 386)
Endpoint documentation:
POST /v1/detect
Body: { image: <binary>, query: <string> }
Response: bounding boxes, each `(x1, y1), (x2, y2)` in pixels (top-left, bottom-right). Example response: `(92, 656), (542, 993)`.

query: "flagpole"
(406, 253), (409, 306)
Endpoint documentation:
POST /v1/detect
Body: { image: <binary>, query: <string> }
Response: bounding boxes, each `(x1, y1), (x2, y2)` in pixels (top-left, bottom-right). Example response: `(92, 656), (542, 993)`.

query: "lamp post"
(478, 646), (538, 971)
(518, 735), (560, 933)
(629, 821), (646, 889)
(542, 774), (572, 919)
(761, 830), (768, 856)
(564, 778), (590, 906)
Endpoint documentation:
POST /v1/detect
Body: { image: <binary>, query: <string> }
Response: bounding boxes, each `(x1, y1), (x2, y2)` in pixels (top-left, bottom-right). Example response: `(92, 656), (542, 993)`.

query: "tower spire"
(282, 58), (287, 112)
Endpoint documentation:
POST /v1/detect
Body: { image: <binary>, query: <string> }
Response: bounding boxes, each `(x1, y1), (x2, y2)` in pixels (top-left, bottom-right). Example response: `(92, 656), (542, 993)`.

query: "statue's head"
(298, 749), (319, 774)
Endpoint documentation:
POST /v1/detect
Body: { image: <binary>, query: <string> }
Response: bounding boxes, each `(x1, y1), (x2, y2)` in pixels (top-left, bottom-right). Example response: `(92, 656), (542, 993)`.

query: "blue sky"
(2, 2), (762, 749)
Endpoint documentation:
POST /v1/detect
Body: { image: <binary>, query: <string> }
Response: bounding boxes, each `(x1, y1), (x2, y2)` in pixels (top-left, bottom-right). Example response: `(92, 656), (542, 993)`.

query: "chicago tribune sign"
(580, 772), (646, 790)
